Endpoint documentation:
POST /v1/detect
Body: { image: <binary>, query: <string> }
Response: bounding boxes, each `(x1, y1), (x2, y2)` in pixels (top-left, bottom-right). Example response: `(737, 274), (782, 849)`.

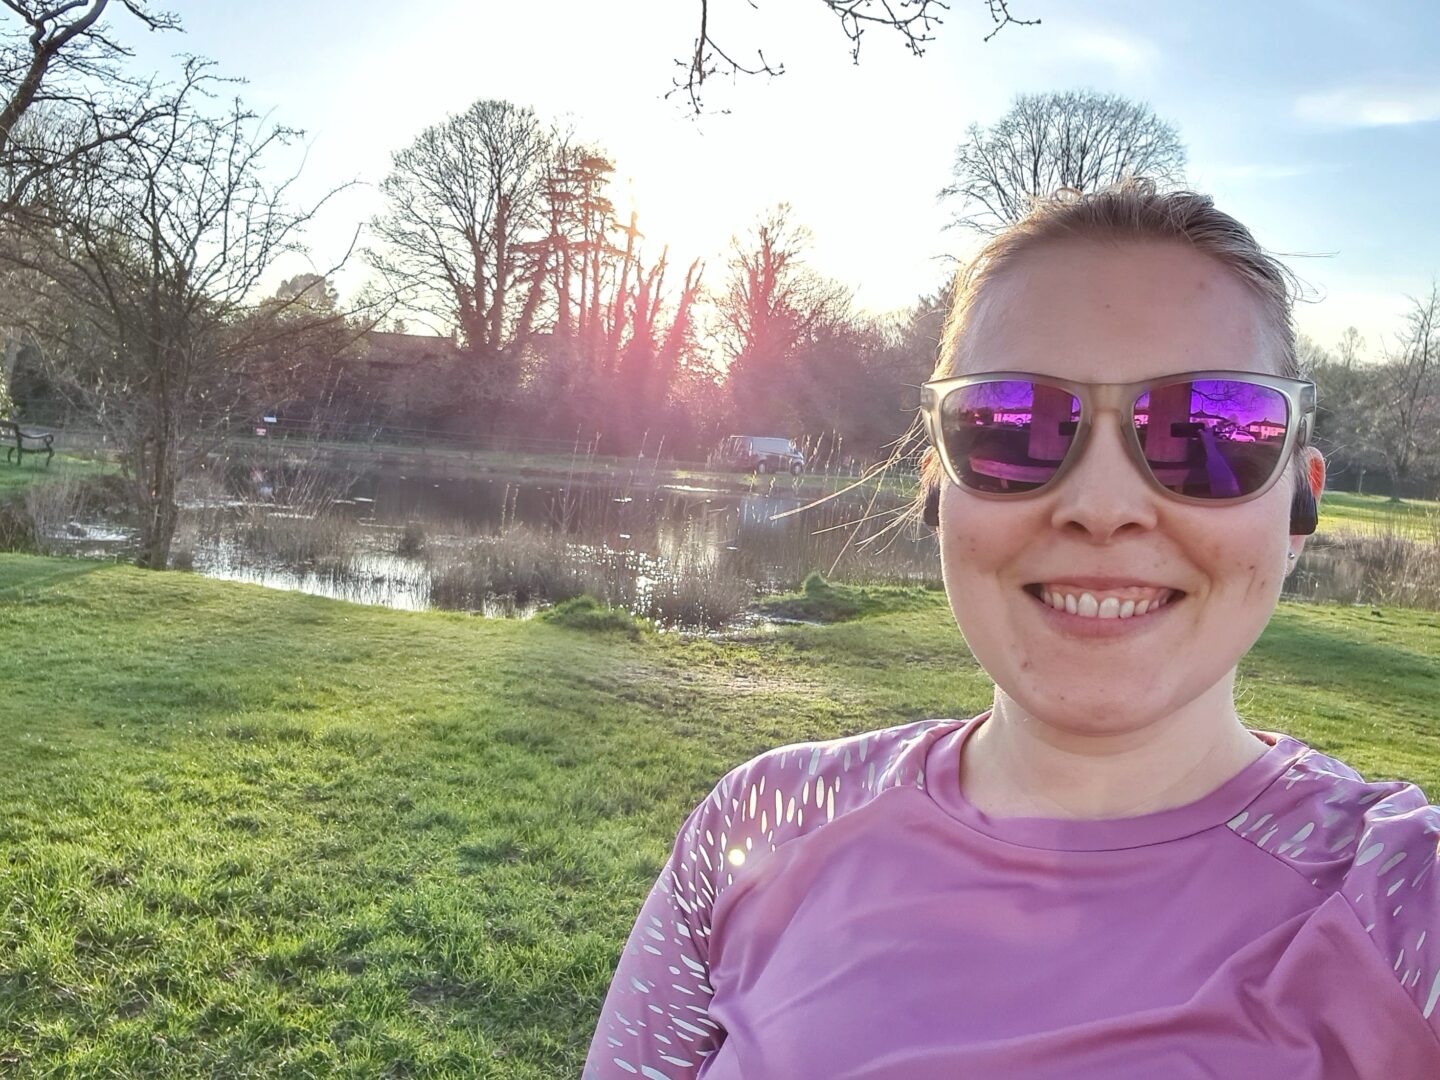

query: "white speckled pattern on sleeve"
(583, 721), (950, 1078)
(583, 779), (728, 1080)
(1225, 744), (1440, 1040)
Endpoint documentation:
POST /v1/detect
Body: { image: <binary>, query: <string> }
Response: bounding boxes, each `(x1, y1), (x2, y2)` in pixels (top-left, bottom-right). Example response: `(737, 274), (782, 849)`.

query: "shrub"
(539, 595), (651, 638)
(643, 557), (755, 631)
(1287, 524), (1440, 610)
(756, 573), (937, 623)
(397, 520), (426, 557)
(0, 474), (128, 555)
(0, 496), (34, 550)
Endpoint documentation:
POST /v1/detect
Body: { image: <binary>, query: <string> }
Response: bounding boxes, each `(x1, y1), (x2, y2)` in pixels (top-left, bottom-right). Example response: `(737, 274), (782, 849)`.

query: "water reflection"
(36, 461), (1439, 621)
(195, 542), (432, 611)
(51, 465), (938, 625)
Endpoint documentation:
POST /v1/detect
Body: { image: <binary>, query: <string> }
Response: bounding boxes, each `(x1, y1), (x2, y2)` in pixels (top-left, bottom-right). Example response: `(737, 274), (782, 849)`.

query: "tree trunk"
(488, 196), (509, 352)
(0, 334), (19, 416)
(134, 422), (180, 569)
(1385, 461), (1404, 504)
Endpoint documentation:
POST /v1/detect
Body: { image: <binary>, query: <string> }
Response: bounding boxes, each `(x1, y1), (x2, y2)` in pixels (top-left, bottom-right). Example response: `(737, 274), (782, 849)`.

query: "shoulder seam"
(1221, 812), (1331, 897)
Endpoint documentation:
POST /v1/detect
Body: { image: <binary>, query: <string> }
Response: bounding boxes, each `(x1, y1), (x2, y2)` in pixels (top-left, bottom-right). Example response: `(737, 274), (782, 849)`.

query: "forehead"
(961, 239), (1275, 380)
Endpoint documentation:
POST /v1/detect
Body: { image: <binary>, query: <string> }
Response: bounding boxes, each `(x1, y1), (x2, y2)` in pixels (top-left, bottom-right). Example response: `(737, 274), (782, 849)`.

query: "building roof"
(362, 331), (462, 369)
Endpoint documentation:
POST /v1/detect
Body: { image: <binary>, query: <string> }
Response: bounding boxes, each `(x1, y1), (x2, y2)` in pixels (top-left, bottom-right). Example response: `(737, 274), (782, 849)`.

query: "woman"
(583, 181), (1440, 1078)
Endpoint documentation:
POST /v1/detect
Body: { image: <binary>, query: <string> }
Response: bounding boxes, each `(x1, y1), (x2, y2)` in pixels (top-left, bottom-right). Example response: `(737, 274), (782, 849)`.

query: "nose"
(1047, 410), (1160, 541)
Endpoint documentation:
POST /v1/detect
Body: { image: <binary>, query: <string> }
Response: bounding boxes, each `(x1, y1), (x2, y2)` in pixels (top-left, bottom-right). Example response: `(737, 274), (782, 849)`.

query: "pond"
(37, 455), (1439, 625)
(47, 458), (940, 629)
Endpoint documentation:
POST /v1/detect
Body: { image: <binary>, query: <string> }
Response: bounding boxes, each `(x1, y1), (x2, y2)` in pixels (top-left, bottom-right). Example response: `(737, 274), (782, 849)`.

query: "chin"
(1005, 685), (1177, 736)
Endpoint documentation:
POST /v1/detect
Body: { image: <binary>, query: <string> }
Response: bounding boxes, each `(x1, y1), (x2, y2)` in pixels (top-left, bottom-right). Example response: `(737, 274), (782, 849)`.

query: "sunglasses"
(919, 371), (1316, 504)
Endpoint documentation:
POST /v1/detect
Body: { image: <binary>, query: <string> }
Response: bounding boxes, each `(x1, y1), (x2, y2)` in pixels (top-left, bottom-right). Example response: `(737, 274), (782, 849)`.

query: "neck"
(960, 677), (1270, 821)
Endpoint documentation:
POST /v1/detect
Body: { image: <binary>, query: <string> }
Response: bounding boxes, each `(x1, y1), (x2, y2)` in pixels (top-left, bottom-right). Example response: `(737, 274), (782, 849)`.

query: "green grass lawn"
(0, 556), (1437, 1077)
(1318, 490), (1440, 539)
(0, 455), (115, 500)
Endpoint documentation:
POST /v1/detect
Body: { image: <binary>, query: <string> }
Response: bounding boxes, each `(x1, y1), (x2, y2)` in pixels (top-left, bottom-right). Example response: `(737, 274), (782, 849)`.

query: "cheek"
(1187, 498), (1290, 601)
(938, 490), (1001, 577)
(1240, 558), (1280, 606)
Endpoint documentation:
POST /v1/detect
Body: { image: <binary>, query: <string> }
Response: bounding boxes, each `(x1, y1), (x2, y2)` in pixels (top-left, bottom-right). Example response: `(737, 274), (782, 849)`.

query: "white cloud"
(1208, 163), (1312, 181)
(1295, 86), (1440, 127)
(1047, 30), (1160, 77)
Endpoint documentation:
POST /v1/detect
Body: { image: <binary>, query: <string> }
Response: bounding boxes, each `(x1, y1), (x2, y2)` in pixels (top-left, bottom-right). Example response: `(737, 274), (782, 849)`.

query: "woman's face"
(938, 239), (1311, 735)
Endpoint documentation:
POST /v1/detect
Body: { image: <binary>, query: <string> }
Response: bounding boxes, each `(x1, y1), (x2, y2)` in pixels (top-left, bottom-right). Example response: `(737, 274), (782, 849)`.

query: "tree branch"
(673, 0), (1036, 114)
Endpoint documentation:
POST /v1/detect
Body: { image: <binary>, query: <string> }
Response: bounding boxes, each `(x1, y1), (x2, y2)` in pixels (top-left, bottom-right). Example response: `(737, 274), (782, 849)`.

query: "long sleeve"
(582, 722), (948, 1079)
(1226, 744), (1440, 1052)
(584, 780), (729, 1079)
(1336, 779), (1440, 1038)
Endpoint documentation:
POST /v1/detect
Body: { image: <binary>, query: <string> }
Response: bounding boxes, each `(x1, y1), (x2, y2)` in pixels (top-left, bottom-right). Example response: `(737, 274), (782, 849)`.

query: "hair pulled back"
(914, 177), (1306, 509)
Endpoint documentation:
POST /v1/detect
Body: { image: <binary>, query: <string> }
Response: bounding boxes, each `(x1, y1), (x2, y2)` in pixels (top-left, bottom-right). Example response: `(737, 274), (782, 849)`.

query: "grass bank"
(0, 455), (115, 499)
(0, 556), (1437, 1076)
(1320, 491), (1439, 539)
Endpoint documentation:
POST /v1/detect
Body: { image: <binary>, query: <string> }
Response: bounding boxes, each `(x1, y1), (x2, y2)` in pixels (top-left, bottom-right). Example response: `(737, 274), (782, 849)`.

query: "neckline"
(924, 712), (1310, 851)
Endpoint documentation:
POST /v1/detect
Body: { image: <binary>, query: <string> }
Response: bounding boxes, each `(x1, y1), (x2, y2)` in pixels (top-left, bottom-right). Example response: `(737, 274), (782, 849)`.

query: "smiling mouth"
(1022, 583), (1186, 619)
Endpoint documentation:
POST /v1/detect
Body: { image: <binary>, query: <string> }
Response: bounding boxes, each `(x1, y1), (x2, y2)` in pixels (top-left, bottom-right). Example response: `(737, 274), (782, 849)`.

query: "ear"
(1287, 448), (1326, 548)
(923, 486), (940, 529)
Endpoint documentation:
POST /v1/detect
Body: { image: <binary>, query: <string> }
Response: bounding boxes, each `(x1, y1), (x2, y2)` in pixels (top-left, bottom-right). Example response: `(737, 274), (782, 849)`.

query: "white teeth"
(1038, 588), (1175, 619)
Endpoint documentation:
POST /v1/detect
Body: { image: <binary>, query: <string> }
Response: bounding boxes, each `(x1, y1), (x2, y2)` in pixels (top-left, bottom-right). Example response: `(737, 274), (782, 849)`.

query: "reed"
(424, 526), (614, 613)
(1288, 519), (1440, 610)
(0, 473), (128, 555)
(641, 553), (756, 630)
(186, 476), (940, 627)
(179, 457), (365, 568)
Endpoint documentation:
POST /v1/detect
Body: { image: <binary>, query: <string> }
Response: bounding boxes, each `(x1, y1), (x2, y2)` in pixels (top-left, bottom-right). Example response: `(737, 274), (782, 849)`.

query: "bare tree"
(715, 204), (851, 431)
(1, 63), (349, 568)
(1366, 286), (1440, 499)
(940, 90), (1186, 232)
(369, 99), (553, 408)
(538, 143), (623, 360)
(1336, 325), (1366, 369)
(676, 0), (1038, 112)
(0, 0), (180, 223)
(1302, 330), (1381, 492)
(602, 248), (705, 450)
(0, 1), (182, 414)
(522, 144), (709, 453)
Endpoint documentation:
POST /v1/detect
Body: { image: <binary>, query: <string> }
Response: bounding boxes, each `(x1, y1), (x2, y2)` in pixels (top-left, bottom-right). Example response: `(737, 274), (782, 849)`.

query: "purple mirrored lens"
(939, 380), (1080, 494)
(1134, 379), (1289, 498)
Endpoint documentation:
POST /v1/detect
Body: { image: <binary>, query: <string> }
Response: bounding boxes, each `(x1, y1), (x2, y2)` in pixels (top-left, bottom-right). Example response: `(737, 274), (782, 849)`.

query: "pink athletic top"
(584, 713), (1440, 1079)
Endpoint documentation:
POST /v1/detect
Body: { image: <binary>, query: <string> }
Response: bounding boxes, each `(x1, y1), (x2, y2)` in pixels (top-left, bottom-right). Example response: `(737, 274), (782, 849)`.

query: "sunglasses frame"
(919, 370), (1317, 506)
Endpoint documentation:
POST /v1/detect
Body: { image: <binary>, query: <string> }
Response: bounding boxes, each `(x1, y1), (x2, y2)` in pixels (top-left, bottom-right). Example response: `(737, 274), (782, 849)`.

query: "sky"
(121, 0), (1440, 358)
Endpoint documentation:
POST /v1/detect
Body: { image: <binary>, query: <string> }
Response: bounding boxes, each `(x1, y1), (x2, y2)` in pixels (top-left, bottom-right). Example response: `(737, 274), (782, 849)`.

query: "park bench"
(0, 420), (54, 467)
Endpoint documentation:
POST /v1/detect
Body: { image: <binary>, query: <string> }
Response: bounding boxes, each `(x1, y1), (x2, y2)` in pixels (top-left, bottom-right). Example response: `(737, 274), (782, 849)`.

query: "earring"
(923, 487), (940, 528)
(1287, 552), (1297, 561)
